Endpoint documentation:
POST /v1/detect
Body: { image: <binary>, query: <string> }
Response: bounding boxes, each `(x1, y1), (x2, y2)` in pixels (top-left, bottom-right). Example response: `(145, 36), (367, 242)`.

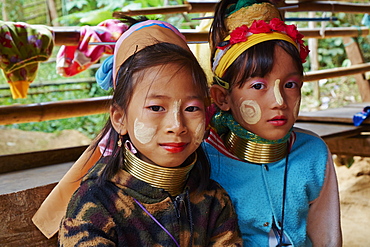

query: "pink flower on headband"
(217, 18), (310, 63)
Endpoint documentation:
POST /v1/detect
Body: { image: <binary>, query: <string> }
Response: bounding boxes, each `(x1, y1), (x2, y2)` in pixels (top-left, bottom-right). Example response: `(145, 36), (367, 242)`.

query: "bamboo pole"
(303, 63), (370, 82)
(286, 1), (370, 14)
(112, 1), (370, 15)
(52, 26), (369, 45)
(1, 63), (369, 125)
(113, 5), (191, 18)
(0, 96), (111, 125)
(53, 28), (80, 46)
(298, 27), (369, 39)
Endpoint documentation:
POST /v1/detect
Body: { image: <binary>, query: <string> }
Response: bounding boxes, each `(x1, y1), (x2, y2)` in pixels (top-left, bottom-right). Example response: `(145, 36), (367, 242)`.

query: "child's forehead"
(133, 65), (203, 96)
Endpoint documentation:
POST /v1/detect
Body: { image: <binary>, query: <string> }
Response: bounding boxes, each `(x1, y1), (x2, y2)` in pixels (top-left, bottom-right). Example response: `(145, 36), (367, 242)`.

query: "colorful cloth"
(56, 19), (128, 77)
(203, 128), (342, 246)
(0, 21), (54, 98)
(58, 161), (242, 246)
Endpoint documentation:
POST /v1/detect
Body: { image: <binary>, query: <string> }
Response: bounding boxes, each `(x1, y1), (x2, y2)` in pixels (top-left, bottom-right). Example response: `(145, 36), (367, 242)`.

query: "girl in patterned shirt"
(56, 18), (242, 247)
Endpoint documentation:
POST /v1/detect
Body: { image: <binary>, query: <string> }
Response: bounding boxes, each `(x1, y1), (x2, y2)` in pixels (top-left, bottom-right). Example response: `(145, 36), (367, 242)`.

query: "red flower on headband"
(299, 43), (310, 63)
(269, 18), (286, 32)
(229, 25), (249, 45)
(218, 18), (309, 63)
(249, 20), (272, 34)
(285, 24), (300, 41)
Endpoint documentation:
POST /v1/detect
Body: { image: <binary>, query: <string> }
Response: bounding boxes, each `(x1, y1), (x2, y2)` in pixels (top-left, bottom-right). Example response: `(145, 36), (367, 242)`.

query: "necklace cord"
(133, 198), (180, 247)
(277, 143), (290, 247)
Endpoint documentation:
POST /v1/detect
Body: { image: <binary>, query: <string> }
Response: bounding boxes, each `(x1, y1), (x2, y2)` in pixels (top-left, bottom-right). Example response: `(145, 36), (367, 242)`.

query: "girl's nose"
(165, 108), (187, 135)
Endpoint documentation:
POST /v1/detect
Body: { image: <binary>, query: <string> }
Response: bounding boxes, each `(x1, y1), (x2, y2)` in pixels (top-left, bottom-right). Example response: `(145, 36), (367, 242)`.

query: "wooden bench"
(296, 103), (370, 157)
(0, 161), (74, 246)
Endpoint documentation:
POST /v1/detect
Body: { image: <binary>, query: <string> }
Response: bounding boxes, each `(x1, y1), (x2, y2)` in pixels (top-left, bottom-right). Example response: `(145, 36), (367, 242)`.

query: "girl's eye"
(149, 106), (165, 112)
(251, 82), (265, 90)
(285, 81), (299, 89)
(185, 106), (200, 112)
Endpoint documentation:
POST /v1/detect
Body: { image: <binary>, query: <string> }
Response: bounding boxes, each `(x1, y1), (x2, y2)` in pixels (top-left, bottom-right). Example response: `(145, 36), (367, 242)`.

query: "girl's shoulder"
(292, 126), (327, 146)
(291, 126), (329, 162)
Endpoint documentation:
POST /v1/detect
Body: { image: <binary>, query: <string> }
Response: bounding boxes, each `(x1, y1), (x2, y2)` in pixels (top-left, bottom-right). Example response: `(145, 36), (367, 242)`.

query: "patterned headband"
(96, 20), (189, 90)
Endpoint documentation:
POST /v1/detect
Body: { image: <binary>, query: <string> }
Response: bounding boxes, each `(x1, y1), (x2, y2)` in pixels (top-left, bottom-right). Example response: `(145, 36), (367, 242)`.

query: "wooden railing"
(111, 1), (370, 16)
(1, 62), (369, 125)
(53, 26), (370, 46)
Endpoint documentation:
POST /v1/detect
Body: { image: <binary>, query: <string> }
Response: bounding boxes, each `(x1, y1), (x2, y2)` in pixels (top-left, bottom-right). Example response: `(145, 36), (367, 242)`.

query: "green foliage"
(57, 0), (167, 26)
(79, 9), (116, 25)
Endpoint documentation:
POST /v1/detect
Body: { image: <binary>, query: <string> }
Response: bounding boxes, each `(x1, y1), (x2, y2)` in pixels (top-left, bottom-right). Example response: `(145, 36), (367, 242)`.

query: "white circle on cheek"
(134, 118), (157, 144)
(240, 100), (261, 125)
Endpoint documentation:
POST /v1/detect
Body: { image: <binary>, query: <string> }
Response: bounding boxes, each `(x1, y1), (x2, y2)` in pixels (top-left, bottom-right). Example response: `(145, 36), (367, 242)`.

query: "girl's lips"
(160, 143), (187, 153)
(268, 116), (287, 126)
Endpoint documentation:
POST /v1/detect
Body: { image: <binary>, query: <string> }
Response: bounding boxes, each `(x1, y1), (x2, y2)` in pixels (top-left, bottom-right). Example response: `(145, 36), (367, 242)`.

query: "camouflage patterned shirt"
(58, 162), (242, 247)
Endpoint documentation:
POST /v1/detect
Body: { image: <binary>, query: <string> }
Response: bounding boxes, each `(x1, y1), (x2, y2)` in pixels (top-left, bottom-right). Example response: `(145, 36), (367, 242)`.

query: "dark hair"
(210, 0), (303, 90)
(90, 41), (211, 193)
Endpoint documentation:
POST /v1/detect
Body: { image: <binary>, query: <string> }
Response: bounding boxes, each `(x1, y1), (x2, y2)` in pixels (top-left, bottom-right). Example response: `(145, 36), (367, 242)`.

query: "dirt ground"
(0, 129), (91, 155)
(1, 129), (369, 246)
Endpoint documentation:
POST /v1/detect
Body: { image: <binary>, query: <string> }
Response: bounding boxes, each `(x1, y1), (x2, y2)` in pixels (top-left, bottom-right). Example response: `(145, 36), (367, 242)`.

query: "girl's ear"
(210, 85), (230, 111)
(110, 104), (128, 135)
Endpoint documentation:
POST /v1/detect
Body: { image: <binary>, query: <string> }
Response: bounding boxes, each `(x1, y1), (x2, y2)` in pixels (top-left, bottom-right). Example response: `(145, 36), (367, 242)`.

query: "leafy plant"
(57, 0), (166, 26)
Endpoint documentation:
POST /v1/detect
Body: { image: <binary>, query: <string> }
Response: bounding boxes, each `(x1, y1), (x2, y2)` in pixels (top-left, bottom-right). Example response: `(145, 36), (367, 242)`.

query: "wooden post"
(343, 36), (370, 102)
(308, 12), (320, 106)
(45, 0), (59, 26)
(1, 0), (8, 21)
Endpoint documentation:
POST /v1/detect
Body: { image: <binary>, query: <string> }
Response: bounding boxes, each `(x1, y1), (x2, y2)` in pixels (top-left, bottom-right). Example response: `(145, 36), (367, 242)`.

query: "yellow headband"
(213, 32), (298, 78)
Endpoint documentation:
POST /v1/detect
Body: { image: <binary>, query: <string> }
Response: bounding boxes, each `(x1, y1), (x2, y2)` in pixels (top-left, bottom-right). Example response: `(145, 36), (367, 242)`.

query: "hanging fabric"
(56, 19), (128, 77)
(0, 21), (54, 99)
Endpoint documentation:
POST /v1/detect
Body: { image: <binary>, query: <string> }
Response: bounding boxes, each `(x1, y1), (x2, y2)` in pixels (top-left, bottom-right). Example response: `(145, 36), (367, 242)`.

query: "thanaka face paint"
(274, 79), (284, 105)
(240, 100), (261, 125)
(134, 118), (157, 144)
(193, 121), (205, 146)
(173, 100), (181, 128)
(292, 98), (301, 121)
